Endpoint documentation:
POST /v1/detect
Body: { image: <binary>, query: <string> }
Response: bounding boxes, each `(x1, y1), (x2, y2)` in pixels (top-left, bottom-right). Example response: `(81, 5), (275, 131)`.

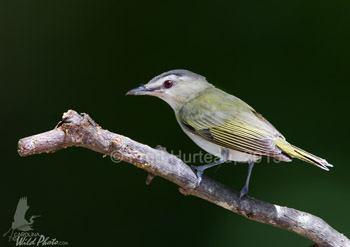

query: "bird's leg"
(239, 161), (255, 199)
(191, 149), (228, 185)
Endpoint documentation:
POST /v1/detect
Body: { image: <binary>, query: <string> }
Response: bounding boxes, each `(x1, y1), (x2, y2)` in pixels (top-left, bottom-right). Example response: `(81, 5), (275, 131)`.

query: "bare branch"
(17, 110), (350, 247)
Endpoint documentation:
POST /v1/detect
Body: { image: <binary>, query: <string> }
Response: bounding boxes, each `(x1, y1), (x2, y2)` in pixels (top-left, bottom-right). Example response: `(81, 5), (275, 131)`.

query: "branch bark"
(17, 110), (349, 247)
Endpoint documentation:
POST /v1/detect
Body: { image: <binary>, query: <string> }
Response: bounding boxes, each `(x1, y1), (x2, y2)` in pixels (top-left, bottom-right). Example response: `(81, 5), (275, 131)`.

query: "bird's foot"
(190, 165), (205, 186)
(239, 185), (249, 200)
(190, 159), (226, 186)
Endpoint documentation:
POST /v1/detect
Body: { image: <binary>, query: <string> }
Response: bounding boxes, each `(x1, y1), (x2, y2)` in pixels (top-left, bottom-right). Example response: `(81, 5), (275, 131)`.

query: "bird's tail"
(274, 139), (333, 171)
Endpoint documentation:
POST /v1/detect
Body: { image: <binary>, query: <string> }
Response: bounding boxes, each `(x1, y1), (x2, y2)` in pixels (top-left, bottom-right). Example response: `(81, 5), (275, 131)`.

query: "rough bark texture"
(17, 110), (350, 247)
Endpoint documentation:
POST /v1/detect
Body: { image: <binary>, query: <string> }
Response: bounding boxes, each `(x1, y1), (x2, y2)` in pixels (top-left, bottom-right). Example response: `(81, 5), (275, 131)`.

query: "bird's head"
(126, 69), (213, 109)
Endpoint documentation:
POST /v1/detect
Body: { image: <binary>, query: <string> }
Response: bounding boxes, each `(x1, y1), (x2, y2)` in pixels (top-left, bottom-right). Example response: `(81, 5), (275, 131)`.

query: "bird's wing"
(178, 88), (286, 157)
(14, 197), (29, 222)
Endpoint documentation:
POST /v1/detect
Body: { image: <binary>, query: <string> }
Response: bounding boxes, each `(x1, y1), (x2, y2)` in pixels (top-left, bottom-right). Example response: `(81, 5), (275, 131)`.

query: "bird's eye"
(163, 80), (173, 89)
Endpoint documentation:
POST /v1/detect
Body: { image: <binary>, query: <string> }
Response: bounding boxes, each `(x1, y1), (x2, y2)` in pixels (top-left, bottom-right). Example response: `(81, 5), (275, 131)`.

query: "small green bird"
(127, 69), (332, 198)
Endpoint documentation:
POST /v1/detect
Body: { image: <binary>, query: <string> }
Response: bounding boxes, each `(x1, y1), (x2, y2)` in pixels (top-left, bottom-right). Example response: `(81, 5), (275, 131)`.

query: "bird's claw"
(239, 186), (249, 200)
(190, 165), (204, 186)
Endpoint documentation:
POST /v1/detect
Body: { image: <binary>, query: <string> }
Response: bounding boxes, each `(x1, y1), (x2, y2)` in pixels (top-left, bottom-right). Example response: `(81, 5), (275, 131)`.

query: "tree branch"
(17, 110), (349, 247)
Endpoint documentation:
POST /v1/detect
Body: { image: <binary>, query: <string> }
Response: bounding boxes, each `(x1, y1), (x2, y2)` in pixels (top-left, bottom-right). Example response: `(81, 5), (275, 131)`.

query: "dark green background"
(2, 0), (349, 246)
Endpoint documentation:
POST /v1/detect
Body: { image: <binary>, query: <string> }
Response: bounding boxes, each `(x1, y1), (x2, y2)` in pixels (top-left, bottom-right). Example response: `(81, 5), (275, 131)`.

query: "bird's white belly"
(185, 131), (261, 163)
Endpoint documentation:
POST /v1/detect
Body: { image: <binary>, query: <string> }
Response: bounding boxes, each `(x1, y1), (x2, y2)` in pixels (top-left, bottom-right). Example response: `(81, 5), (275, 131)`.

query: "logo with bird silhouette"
(3, 197), (41, 241)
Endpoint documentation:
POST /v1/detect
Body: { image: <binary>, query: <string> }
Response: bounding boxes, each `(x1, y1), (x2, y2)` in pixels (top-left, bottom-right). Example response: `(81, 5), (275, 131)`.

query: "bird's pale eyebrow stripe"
(158, 74), (182, 81)
(168, 73), (184, 77)
(151, 73), (184, 83)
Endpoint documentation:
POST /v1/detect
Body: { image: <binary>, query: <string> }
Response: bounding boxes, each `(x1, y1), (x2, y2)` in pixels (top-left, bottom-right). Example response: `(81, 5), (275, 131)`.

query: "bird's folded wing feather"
(178, 88), (285, 156)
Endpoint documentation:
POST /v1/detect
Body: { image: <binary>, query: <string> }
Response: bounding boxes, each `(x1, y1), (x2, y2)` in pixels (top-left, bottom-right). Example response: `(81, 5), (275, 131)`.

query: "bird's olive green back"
(178, 88), (287, 157)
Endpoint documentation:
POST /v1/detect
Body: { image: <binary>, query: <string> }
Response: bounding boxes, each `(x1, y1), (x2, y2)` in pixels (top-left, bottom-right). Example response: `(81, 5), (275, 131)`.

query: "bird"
(126, 69), (333, 198)
(3, 197), (41, 241)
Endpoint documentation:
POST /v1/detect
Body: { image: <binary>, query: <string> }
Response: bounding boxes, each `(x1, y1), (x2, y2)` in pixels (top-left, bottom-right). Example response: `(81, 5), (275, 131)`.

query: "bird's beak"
(126, 85), (154, 96)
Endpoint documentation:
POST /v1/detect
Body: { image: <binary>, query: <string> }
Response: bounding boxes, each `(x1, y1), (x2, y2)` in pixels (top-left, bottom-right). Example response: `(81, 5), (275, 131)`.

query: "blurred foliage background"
(1, 0), (349, 246)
